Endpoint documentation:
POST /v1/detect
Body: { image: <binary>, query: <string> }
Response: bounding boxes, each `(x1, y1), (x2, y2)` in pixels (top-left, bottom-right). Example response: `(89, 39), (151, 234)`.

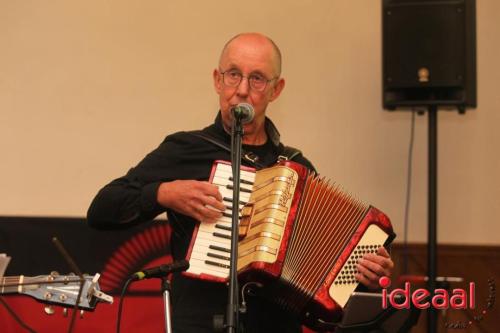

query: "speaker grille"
(382, 0), (476, 109)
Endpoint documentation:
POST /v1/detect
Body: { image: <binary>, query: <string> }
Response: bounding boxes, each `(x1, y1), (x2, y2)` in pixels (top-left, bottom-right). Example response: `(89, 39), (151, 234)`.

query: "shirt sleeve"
(87, 132), (188, 229)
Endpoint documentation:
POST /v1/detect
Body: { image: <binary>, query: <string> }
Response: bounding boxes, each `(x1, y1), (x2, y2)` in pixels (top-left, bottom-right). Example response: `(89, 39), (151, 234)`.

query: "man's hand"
(157, 180), (226, 223)
(355, 247), (394, 290)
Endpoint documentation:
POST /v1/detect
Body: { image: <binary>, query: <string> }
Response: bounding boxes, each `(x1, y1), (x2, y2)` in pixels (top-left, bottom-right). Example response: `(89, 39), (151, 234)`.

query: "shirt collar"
(213, 111), (281, 147)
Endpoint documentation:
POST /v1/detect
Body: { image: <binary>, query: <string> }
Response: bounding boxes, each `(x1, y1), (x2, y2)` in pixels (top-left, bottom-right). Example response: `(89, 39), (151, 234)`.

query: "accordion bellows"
(184, 160), (395, 329)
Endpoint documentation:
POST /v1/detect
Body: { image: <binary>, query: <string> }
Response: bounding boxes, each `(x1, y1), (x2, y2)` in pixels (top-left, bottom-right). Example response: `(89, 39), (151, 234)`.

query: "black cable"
(116, 277), (134, 333)
(51, 237), (85, 333)
(402, 110), (417, 274)
(67, 276), (86, 333)
(0, 296), (38, 333)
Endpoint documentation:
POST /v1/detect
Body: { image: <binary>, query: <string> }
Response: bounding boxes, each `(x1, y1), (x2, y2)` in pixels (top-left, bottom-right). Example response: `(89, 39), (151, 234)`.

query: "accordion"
(184, 160), (395, 329)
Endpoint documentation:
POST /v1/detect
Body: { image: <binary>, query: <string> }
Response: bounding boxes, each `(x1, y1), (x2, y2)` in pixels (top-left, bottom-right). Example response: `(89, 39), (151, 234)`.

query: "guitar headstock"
(9, 272), (113, 311)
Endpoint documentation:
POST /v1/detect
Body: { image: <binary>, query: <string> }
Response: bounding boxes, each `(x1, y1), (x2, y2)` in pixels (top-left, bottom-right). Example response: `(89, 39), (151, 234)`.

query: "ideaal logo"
(379, 276), (495, 329)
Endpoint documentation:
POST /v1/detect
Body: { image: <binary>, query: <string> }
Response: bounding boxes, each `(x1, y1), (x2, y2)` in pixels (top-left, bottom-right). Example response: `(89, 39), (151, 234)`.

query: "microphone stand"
(161, 277), (173, 333)
(128, 261), (189, 333)
(225, 115), (245, 333)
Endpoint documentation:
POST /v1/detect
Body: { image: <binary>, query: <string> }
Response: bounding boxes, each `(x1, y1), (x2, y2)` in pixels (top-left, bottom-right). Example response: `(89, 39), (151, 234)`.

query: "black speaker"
(382, 0), (476, 111)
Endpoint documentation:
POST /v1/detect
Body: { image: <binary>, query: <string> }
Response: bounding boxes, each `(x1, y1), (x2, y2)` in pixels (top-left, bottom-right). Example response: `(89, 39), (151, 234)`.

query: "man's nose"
(236, 77), (250, 97)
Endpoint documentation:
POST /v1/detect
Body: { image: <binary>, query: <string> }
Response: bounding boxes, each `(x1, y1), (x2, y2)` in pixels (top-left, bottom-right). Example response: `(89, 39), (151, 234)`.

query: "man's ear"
(269, 78), (285, 102)
(213, 69), (222, 94)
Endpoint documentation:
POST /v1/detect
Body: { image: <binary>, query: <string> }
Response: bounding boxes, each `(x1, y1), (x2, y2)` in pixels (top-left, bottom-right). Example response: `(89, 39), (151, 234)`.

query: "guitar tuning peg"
(80, 310), (84, 319)
(63, 308), (68, 317)
(44, 305), (55, 315)
(50, 271), (59, 277)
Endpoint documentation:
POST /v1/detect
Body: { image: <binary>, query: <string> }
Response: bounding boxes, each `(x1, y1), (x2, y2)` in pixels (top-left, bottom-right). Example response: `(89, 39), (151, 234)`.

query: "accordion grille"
(280, 172), (369, 311)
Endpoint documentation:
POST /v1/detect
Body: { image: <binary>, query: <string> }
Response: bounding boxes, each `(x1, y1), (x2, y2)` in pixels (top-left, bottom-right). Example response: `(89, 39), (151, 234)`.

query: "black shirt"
(88, 112), (315, 332)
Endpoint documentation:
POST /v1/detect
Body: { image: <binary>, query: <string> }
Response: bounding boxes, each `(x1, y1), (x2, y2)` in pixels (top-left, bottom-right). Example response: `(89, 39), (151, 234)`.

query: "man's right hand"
(157, 180), (225, 223)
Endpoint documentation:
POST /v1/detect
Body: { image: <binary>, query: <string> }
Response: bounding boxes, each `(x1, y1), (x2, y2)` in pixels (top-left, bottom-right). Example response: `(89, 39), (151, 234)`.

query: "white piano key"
(214, 164), (255, 181)
(191, 249), (231, 266)
(196, 231), (232, 244)
(186, 162), (256, 280)
(191, 243), (231, 257)
(187, 258), (229, 277)
(192, 235), (230, 248)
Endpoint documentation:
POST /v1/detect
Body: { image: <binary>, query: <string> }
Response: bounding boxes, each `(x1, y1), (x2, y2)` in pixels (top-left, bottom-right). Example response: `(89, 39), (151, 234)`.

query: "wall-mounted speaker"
(382, 0), (476, 111)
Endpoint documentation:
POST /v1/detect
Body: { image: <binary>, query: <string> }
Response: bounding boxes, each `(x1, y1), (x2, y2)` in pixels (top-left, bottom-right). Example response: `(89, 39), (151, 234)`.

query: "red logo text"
(379, 276), (475, 310)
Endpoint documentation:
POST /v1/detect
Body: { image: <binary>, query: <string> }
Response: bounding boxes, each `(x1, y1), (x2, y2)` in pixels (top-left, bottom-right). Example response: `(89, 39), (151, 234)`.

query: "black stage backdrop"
(0, 216), (172, 294)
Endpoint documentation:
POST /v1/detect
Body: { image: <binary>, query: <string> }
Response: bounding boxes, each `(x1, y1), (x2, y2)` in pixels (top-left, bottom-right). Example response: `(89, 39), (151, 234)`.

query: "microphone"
(131, 260), (189, 281)
(231, 103), (254, 124)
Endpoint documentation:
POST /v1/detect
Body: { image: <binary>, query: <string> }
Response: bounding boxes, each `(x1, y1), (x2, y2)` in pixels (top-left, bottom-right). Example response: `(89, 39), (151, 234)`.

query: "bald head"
(219, 33), (282, 77)
(213, 32), (286, 144)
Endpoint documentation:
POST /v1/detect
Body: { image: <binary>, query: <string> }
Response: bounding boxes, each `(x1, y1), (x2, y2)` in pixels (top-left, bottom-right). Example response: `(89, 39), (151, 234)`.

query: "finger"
(371, 248), (394, 272)
(200, 182), (223, 201)
(202, 195), (226, 212)
(356, 264), (381, 291)
(356, 261), (379, 282)
(355, 273), (377, 290)
(196, 204), (223, 221)
(200, 217), (219, 224)
(363, 253), (393, 271)
(190, 210), (205, 223)
(191, 205), (218, 223)
(362, 257), (393, 280)
(377, 247), (390, 258)
(214, 187), (223, 202)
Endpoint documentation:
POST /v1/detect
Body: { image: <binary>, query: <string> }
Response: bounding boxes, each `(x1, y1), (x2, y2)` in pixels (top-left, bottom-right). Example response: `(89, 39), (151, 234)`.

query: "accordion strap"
(279, 146), (302, 162)
(189, 131), (302, 169)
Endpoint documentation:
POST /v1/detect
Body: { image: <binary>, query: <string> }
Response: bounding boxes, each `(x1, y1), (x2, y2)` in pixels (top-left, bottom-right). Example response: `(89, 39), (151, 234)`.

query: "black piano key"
(213, 232), (231, 240)
(228, 177), (254, 185)
(224, 204), (244, 211)
(207, 252), (230, 261)
(223, 197), (246, 205)
(209, 245), (231, 253)
(215, 224), (232, 231)
(222, 212), (242, 219)
(205, 260), (230, 269)
(226, 185), (252, 193)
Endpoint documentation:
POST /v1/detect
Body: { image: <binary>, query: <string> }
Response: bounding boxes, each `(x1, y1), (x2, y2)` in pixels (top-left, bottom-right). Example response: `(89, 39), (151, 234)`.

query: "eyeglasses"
(220, 69), (277, 92)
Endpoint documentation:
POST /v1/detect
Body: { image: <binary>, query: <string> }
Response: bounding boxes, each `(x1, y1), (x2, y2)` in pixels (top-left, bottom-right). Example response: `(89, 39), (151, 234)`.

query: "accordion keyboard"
(185, 162), (256, 279)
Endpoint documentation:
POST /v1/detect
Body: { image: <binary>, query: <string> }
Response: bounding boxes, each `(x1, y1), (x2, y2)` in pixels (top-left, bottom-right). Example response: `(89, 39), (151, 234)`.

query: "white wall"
(1, 0), (499, 244)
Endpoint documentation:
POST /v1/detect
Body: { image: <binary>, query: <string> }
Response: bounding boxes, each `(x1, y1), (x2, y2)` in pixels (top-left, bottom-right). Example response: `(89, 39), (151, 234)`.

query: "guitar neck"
(0, 273), (113, 311)
(1, 275), (28, 294)
(0, 275), (69, 294)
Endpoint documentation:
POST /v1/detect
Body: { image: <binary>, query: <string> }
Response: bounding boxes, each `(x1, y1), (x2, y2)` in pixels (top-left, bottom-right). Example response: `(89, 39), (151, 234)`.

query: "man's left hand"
(355, 247), (394, 290)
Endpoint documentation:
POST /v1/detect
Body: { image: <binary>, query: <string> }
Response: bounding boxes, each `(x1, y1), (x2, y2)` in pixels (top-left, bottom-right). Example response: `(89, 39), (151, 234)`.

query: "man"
(88, 33), (393, 332)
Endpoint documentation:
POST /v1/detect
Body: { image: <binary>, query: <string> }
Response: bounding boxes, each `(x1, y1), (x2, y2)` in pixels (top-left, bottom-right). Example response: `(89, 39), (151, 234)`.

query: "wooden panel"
(390, 243), (500, 333)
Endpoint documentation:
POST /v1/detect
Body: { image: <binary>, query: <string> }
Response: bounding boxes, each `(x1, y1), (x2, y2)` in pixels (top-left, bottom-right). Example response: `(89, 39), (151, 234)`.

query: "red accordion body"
(184, 160), (395, 330)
